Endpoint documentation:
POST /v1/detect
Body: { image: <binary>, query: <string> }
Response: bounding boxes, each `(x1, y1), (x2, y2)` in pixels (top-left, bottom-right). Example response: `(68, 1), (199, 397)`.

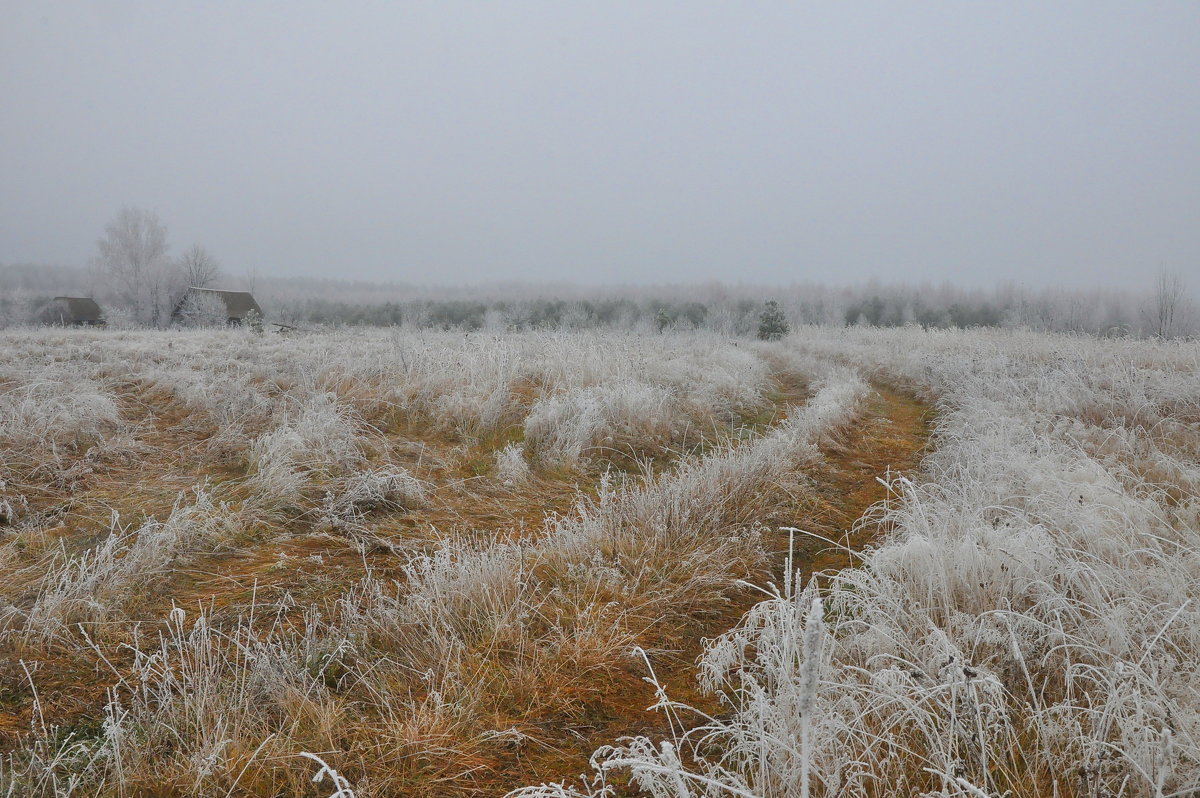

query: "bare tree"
(177, 244), (222, 289)
(94, 206), (171, 326)
(1154, 268), (1186, 339)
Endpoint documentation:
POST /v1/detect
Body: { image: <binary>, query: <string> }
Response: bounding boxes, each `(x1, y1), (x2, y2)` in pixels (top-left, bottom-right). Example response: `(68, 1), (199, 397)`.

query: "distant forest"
(2, 262), (1194, 338)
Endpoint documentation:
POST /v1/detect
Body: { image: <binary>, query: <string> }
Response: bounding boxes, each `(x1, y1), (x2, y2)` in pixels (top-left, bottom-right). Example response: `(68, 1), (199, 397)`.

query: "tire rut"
(491, 381), (933, 795)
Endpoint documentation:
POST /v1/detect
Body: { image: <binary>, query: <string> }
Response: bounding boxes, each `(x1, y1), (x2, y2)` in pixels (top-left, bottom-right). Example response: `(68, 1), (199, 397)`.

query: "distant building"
(33, 296), (105, 326)
(174, 287), (263, 326)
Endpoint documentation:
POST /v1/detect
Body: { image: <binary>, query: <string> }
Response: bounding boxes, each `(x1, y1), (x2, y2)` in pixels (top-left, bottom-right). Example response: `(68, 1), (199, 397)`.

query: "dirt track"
(488, 383), (933, 795)
(0, 374), (933, 796)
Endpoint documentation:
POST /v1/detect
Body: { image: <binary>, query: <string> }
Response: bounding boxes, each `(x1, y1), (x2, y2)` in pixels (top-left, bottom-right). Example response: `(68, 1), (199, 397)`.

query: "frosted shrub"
(174, 290), (230, 328)
(523, 381), (677, 468)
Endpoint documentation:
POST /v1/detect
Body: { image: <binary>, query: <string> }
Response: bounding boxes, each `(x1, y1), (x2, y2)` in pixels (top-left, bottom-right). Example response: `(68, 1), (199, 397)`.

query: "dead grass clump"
(316, 467), (426, 533)
(0, 380), (120, 451)
(4, 604), (346, 797)
(22, 488), (239, 640)
(523, 381), (678, 469)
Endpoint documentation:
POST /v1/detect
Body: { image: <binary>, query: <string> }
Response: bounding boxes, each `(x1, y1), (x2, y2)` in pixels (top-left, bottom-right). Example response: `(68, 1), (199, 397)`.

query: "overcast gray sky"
(2, 2), (1198, 287)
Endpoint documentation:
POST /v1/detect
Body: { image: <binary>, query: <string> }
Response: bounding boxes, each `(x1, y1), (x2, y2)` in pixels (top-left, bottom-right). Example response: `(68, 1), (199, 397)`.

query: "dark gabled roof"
(36, 296), (103, 324)
(55, 297), (102, 321)
(189, 288), (263, 319)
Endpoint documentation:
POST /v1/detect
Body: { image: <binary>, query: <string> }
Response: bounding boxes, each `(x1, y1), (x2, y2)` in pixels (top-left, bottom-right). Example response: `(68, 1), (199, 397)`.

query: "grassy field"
(0, 327), (1196, 797)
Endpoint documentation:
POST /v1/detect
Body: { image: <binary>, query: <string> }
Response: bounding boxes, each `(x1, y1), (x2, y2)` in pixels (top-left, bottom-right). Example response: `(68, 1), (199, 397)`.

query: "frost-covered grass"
(21, 488), (238, 639)
(0, 327), (830, 796)
(0, 378), (119, 450)
(6, 326), (1194, 797)
(519, 328), (1200, 798)
(0, 328), (773, 471)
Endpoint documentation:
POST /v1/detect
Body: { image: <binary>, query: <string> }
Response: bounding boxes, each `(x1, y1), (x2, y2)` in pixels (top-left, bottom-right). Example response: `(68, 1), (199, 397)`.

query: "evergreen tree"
(757, 300), (790, 340)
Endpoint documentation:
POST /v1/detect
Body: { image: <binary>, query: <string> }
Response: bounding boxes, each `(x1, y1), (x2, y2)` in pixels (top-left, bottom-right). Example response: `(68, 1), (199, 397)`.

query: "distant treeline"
(281, 297), (718, 332)
(2, 263), (1194, 338)
(278, 295), (1010, 333)
(270, 287), (1187, 338)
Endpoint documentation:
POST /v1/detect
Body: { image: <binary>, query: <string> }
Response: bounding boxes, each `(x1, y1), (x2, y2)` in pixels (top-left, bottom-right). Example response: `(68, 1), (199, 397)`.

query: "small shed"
(34, 296), (105, 326)
(178, 287), (263, 325)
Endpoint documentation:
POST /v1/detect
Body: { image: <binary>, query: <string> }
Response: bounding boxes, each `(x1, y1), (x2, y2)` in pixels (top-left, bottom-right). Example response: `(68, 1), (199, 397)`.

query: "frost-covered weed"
(317, 466), (426, 531)
(144, 363), (275, 453)
(24, 488), (235, 636)
(495, 442), (531, 486)
(4, 604), (345, 797)
(340, 541), (534, 673)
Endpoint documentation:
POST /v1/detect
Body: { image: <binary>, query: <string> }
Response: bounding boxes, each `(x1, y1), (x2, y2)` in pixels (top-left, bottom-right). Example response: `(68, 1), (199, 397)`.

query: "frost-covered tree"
(94, 206), (171, 326)
(177, 244), (222, 291)
(757, 299), (789, 340)
(174, 289), (229, 327)
(1153, 268), (1187, 339)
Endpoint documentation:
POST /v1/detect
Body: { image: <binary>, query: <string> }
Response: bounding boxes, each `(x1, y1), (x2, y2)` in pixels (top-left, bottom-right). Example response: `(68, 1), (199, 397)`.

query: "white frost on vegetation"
(495, 442), (531, 486)
(0, 377), (119, 448)
(523, 381), (677, 469)
(522, 328), (1200, 798)
(23, 488), (236, 637)
(244, 392), (365, 507)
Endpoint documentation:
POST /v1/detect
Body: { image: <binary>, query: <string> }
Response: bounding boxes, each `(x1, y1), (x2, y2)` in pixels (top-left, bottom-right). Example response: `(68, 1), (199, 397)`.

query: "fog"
(2, 2), (1198, 287)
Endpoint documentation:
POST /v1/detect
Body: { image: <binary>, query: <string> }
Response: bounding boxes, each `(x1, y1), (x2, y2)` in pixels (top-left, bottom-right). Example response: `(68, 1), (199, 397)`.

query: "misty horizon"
(4, 260), (1185, 299)
(3, 2), (1198, 289)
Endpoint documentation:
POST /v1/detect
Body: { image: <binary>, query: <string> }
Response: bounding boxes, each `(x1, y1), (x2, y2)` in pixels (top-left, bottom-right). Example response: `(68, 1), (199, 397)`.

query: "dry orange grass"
(0, 329), (894, 797)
